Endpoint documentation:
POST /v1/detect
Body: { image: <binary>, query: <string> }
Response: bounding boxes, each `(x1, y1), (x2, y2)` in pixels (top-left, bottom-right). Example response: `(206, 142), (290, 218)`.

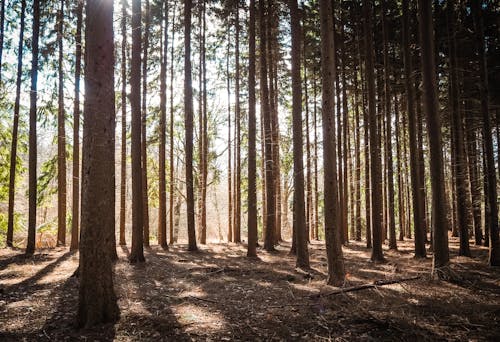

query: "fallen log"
(310, 276), (421, 299)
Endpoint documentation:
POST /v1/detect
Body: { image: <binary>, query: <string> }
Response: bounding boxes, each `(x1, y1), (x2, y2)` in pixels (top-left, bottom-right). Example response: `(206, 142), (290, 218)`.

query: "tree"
(471, 1), (499, 266)
(185, 0), (197, 251)
(169, 1), (177, 245)
(363, 0), (384, 263)
(402, 0), (426, 258)
(417, 0), (449, 274)
(70, 0), (83, 251)
(119, 0), (128, 247)
(78, 0), (120, 326)
(290, 0), (309, 269)
(0, 0), (4, 83)
(247, 0), (258, 258)
(233, 0), (242, 244)
(142, 0), (151, 247)
(319, 0), (345, 285)
(56, 0), (67, 247)
(7, 0), (26, 248)
(26, 0), (41, 256)
(158, 0), (168, 249)
(260, 0), (275, 252)
(129, 0), (146, 263)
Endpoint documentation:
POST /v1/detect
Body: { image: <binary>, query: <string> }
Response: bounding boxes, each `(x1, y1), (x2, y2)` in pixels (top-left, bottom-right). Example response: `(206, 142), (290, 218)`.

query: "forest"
(0, 0), (499, 340)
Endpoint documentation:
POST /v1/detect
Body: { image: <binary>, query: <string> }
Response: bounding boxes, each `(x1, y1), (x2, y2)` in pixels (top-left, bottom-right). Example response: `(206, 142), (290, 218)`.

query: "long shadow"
(2, 251), (72, 297)
(0, 252), (54, 271)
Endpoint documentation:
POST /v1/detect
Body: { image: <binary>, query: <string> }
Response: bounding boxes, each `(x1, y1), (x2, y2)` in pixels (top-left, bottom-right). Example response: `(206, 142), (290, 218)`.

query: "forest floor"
(0, 237), (499, 341)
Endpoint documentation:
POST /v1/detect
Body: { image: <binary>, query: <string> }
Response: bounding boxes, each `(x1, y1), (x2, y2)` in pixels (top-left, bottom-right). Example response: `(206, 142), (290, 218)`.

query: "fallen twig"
(310, 276), (421, 298)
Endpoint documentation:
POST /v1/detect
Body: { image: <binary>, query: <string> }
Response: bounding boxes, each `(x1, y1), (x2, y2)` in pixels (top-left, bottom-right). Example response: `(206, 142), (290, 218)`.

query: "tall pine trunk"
(119, 0), (128, 246)
(141, 0), (150, 247)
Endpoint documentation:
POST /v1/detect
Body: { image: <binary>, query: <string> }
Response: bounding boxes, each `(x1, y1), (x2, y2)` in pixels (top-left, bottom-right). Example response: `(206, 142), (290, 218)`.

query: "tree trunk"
(353, 35), (362, 242)
(471, 1), (500, 266)
(78, 0), (120, 327)
(70, 0), (83, 251)
(247, 0), (258, 258)
(141, 0), (150, 247)
(169, 1), (177, 245)
(363, 0), (384, 262)
(319, 0), (345, 285)
(7, 0), (26, 248)
(129, 0), (145, 263)
(0, 0), (4, 83)
(465, 110), (482, 245)
(382, 0), (396, 250)
(418, 0), (449, 272)
(234, 1), (241, 243)
(57, 0), (67, 247)
(290, 0), (309, 269)
(119, 0), (128, 246)
(403, 0), (426, 258)
(26, 0), (40, 256)
(227, 24), (233, 243)
(184, 0), (197, 251)
(158, 0), (168, 249)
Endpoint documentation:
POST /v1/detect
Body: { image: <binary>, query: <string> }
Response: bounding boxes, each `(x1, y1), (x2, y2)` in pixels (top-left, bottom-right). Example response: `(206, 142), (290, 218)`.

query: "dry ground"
(0, 237), (499, 341)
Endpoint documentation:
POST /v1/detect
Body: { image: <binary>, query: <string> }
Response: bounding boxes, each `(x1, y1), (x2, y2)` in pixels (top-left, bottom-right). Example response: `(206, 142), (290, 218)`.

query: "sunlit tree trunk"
(169, 1), (177, 245)
(7, 0), (26, 248)
(141, 0), (150, 247)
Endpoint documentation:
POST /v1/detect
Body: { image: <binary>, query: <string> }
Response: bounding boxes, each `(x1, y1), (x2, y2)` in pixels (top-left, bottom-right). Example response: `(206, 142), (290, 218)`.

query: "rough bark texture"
(247, 0), (258, 258)
(78, 0), (120, 327)
(169, 2), (177, 245)
(184, 0), (197, 251)
(70, 0), (83, 251)
(7, 0), (26, 248)
(233, 1), (241, 244)
(141, 0), (150, 247)
(119, 0), (127, 246)
(26, 0), (40, 256)
(319, 0), (345, 285)
(290, 0), (309, 269)
(130, 0), (146, 263)
(417, 0), (449, 271)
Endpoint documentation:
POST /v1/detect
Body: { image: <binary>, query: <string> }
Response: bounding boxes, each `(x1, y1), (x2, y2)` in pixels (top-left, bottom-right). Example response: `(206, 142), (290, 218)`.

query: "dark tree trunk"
(363, 0), (384, 263)
(471, 1), (500, 266)
(169, 1), (177, 245)
(26, 0), (40, 256)
(290, 0), (309, 269)
(234, 0), (241, 244)
(247, 0), (258, 258)
(129, 0), (145, 263)
(78, 0), (120, 327)
(184, 0), (197, 251)
(319, 0), (345, 285)
(418, 0), (449, 272)
(7, 0), (26, 248)
(70, 0), (83, 251)
(227, 25), (233, 243)
(141, 0), (150, 247)
(57, 0), (67, 247)
(119, 0), (128, 246)
(403, 0), (426, 258)
(158, 0), (168, 249)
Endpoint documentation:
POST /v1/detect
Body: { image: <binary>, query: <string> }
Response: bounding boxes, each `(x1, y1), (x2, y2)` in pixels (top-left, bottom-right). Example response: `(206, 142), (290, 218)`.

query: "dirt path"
(1, 238), (499, 341)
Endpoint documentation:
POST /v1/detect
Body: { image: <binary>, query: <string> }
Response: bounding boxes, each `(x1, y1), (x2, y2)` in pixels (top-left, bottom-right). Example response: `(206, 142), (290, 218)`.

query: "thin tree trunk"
(119, 0), (127, 247)
(234, 1), (241, 243)
(313, 69), (319, 240)
(226, 24), (233, 243)
(70, 0), (83, 251)
(418, 0), (449, 272)
(141, 0), (150, 247)
(26, 0), (40, 256)
(7, 0), (26, 248)
(57, 0), (67, 247)
(247, 0), (258, 258)
(465, 110), (482, 245)
(320, 0), (345, 285)
(169, 1), (177, 245)
(290, 0), (309, 269)
(158, 0), (168, 249)
(472, 1), (500, 266)
(129, 0), (146, 263)
(0, 0), (4, 83)
(353, 38), (362, 242)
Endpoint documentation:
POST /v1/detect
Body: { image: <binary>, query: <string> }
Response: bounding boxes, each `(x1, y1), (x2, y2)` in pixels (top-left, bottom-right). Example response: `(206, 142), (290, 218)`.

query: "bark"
(70, 0), (83, 251)
(382, 0), (396, 250)
(353, 37), (362, 242)
(234, 1), (241, 243)
(363, 0), (384, 262)
(313, 71), (319, 241)
(290, 0), (309, 269)
(340, 11), (349, 245)
(184, 0), (197, 251)
(57, 0), (67, 247)
(169, 2), (177, 245)
(403, 0), (426, 258)
(395, 92), (405, 242)
(0, 0), (4, 83)
(418, 0), (449, 271)
(7, 0), (26, 248)
(319, 0), (345, 285)
(465, 111), (482, 245)
(141, 0), (150, 247)
(227, 25), (233, 243)
(158, 0), (168, 249)
(260, 0), (275, 251)
(471, 1), (500, 266)
(78, 0), (119, 327)
(119, 0), (127, 246)
(26, 0), (40, 256)
(247, 0), (258, 258)
(129, 0), (145, 263)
